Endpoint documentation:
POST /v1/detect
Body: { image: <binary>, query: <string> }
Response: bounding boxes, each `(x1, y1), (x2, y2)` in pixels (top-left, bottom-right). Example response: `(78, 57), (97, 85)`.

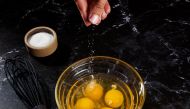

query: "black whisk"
(4, 56), (50, 109)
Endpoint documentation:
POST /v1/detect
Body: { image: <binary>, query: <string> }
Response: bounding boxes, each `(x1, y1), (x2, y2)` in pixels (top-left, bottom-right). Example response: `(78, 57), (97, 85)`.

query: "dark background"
(0, 0), (190, 109)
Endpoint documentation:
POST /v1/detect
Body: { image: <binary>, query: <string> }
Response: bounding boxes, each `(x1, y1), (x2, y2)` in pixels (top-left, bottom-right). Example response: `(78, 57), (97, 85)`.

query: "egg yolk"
(104, 89), (124, 108)
(100, 107), (113, 109)
(85, 80), (103, 101)
(75, 97), (95, 109)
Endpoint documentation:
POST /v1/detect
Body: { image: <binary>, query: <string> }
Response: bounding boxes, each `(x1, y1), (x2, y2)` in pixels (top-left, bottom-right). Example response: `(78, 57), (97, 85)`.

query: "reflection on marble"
(0, 0), (190, 109)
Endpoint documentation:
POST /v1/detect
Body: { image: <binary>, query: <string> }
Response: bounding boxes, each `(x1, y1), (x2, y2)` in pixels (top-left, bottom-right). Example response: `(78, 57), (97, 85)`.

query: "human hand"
(75, 0), (111, 26)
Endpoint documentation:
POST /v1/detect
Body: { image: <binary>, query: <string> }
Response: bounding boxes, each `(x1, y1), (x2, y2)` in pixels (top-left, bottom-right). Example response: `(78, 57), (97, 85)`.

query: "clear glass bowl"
(55, 56), (146, 109)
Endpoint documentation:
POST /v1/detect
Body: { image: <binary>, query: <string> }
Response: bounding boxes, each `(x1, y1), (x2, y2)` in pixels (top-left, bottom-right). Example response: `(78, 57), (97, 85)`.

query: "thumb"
(89, 0), (107, 25)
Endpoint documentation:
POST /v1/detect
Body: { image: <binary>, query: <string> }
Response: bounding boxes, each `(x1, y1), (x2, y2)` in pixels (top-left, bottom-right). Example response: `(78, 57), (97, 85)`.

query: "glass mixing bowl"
(55, 56), (146, 109)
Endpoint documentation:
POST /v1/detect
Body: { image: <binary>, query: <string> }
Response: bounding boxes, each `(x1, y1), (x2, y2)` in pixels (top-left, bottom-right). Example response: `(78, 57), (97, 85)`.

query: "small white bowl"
(24, 26), (58, 57)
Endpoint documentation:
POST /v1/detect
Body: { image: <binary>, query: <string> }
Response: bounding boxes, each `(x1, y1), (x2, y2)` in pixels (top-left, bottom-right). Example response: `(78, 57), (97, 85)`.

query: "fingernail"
(102, 12), (107, 20)
(89, 14), (101, 25)
(106, 8), (111, 14)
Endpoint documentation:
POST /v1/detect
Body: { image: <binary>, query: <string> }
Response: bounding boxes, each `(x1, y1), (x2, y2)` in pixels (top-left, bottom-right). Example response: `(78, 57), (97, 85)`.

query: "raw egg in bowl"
(55, 56), (146, 109)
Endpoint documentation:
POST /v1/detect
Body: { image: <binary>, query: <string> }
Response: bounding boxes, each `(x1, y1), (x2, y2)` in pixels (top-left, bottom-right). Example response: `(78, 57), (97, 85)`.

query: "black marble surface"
(0, 0), (190, 109)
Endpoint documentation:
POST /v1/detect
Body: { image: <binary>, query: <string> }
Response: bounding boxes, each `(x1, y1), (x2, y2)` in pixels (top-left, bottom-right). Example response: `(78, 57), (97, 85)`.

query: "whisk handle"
(33, 105), (47, 109)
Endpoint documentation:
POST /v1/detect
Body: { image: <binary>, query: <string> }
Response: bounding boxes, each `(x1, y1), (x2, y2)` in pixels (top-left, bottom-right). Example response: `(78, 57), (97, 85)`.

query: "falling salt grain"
(28, 32), (53, 48)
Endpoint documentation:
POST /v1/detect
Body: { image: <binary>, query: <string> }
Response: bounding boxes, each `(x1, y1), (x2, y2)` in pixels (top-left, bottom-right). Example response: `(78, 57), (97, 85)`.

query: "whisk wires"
(4, 56), (50, 109)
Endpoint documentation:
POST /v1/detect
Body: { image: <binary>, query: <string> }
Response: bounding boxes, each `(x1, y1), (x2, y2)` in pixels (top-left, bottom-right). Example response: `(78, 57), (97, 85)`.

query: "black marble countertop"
(0, 0), (190, 109)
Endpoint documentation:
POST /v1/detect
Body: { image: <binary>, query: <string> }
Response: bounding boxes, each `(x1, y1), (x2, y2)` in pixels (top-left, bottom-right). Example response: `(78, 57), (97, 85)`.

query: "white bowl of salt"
(24, 26), (58, 57)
